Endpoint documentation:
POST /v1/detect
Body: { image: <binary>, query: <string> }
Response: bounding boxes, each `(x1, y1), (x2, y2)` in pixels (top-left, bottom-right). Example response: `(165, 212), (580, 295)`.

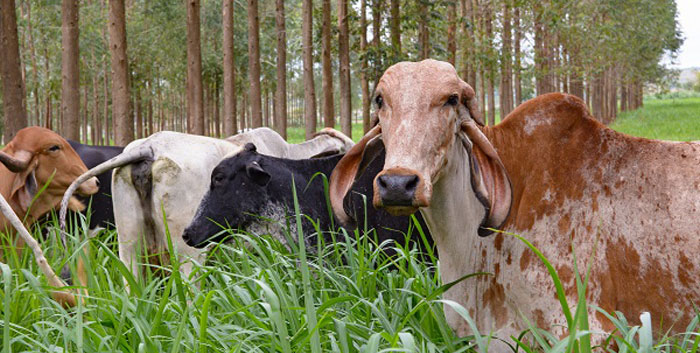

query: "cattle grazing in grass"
(60, 128), (354, 286)
(181, 143), (433, 260)
(0, 126), (99, 307)
(329, 59), (700, 351)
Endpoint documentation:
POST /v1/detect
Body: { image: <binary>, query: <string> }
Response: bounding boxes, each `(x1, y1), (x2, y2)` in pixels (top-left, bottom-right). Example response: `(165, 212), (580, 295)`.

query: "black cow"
(66, 140), (123, 230)
(182, 143), (433, 259)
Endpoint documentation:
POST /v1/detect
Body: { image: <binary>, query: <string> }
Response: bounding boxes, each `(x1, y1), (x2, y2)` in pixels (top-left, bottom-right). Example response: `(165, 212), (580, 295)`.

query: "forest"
(0, 0), (683, 145)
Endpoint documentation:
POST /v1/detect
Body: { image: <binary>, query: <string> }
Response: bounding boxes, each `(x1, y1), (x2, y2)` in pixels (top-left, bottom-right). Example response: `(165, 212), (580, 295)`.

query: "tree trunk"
(371, 0), (382, 85)
(360, 0), (371, 134)
(109, 0), (132, 145)
(485, 2), (495, 125)
(186, 0), (204, 134)
(389, 0), (400, 57)
(1, 0), (28, 142)
(302, 0), (317, 139)
(274, 0), (287, 139)
(418, 1), (429, 59)
(61, 0), (80, 140)
(499, 0), (513, 117)
(222, 0), (237, 136)
(135, 86), (143, 139)
(513, 6), (522, 104)
(321, 0), (334, 128)
(247, 0), (262, 128)
(338, 0), (351, 138)
(214, 81), (220, 137)
(82, 84), (89, 142)
(447, 1), (456, 66)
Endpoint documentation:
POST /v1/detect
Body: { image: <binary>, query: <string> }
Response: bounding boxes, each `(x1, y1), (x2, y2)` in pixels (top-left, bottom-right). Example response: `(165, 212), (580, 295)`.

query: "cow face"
(182, 144), (272, 248)
(330, 60), (511, 234)
(0, 127), (99, 214)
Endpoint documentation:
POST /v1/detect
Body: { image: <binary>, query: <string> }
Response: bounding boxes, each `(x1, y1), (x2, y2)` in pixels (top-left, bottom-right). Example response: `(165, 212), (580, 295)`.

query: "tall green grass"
(2, 195), (699, 352)
(611, 97), (700, 141)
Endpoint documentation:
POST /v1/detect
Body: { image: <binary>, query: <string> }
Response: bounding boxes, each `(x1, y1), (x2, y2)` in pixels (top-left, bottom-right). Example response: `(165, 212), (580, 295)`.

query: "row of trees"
(0, 0), (682, 145)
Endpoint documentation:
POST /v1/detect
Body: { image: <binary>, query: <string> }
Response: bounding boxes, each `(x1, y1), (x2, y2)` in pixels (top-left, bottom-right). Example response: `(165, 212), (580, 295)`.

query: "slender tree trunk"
(147, 80), (154, 136)
(302, 0), (317, 139)
(222, 0), (237, 136)
(247, 0), (262, 128)
(499, 0), (513, 117)
(274, 0), (287, 139)
(321, 0), (334, 128)
(485, 1), (495, 125)
(338, 0), (351, 137)
(61, 0), (80, 140)
(513, 6), (522, 104)
(389, 0), (400, 57)
(102, 60), (110, 144)
(82, 84), (88, 142)
(1, 0), (28, 142)
(135, 87), (143, 138)
(214, 81), (220, 137)
(418, 0), (429, 59)
(26, 0), (40, 126)
(360, 0), (371, 134)
(447, 1), (456, 66)
(186, 0), (204, 134)
(109, 0), (132, 145)
(371, 0), (382, 86)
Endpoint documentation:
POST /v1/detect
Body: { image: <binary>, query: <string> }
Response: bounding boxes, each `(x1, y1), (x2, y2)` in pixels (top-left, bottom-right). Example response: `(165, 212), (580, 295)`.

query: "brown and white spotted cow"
(330, 59), (700, 351)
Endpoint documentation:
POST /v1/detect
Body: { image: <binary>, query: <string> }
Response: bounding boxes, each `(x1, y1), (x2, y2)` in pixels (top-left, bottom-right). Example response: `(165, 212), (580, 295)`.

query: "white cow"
(61, 128), (353, 284)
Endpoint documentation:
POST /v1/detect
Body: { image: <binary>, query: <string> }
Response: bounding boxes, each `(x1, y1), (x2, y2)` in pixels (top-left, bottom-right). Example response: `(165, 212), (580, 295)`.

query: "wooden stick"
(0, 193), (77, 307)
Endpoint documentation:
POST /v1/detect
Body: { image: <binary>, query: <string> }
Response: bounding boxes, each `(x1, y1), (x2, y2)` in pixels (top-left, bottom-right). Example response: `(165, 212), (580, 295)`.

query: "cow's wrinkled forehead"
(376, 60), (463, 103)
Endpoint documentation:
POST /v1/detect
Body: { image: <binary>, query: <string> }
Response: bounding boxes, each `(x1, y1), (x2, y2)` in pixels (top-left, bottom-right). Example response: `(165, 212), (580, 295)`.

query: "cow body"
(63, 128), (353, 284)
(182, 144), (432, 258)
(66, 140), (123, 230)
(329, 60), (699, 351)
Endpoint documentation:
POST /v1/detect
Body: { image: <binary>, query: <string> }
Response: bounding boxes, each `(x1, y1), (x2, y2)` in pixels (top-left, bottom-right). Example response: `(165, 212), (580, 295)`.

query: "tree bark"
(499, 0), (513, 117)
(360, 0), (371, 134)
(247, 0), (262, 128)
(61, 0), (80, 140)
(418, 0), (429, 59)
(109, 0), (132, 145)
(485, 1), (495, 125)
(1, 0), (28, 143)
(186, 0), (204, 135)
(513, 6), (522, 104)
(274, 0), (287, 139)
(447, 1), (456, 66)
(371, 0), (382, 85)
(302, 0), (317, 139)
(222, 0), (237, 136)
(338, 0), (351, 137)
(389, 0), (400, 57)
(321, 0), (334, 128)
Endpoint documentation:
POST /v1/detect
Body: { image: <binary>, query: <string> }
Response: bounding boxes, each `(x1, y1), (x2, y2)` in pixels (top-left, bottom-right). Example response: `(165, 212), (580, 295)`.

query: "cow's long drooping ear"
(329, 124), (382, 226)
(10, 162), (39, 212)
(460, 81), (484, 126)
(460, 116), (512, 236)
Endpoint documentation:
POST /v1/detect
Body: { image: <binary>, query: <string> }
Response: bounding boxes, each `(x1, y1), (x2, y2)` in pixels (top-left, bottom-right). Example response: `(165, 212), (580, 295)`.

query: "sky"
(675, 0), (700, 68)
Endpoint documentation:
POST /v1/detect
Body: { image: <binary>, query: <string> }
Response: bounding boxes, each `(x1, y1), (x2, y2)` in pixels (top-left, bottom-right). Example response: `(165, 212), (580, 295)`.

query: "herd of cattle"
(0, 59), (698, 350)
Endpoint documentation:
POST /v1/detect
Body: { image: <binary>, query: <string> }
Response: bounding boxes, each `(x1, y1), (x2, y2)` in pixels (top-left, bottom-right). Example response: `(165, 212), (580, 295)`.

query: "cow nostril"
(405, 175), (418, 191)
(377, 175), (388, 189)
(182, 232), (190, 243)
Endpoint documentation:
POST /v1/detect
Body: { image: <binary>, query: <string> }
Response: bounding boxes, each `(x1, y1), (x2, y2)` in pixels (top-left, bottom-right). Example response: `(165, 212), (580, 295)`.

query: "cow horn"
(59, 145), (154, 231)
(0, 150), (32, 173)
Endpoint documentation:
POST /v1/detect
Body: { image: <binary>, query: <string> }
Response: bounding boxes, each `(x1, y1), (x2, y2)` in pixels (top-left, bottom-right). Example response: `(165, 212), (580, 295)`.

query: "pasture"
(1, 97), (700, 352)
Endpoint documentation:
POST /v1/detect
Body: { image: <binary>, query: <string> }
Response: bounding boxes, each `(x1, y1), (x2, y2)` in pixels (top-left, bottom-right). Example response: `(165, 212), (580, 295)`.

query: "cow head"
(330, 59), (511, 235)
(0, 127), (99, 216)
(182, 143), (272, 248)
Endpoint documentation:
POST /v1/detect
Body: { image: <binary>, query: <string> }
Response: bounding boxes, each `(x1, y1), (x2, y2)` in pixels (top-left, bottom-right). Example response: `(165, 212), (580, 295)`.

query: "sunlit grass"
(611, 97), (700, 141)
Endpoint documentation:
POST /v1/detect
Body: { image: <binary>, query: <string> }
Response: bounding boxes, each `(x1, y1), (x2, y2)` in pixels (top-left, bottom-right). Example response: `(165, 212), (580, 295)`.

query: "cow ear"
(10, 163), (39, 213)
(460, 117), (512, 237)
(329, 124), (382, 227)
(246, 161), (270, 186)
(244, 143), (257, 152)
(460, 80), (484, 126)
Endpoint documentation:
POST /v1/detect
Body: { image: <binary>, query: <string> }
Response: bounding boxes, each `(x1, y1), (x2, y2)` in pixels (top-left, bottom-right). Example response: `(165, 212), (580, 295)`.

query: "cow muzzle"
(77, 177), (99, 196)
(373, 167), (429, 216)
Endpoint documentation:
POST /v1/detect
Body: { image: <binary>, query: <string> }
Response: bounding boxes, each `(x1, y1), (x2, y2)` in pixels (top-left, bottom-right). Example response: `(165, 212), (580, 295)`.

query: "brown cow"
(330, 60), (700, 351)
(0, 126), (99, 258)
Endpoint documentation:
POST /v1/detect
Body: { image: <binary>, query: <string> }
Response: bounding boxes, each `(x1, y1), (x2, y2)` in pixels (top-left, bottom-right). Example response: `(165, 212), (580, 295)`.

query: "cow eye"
(48, 145), (61, 152)
(375, 95), (383, 109)
(212, 173), (224, 187)
(446, 94), (459, 106)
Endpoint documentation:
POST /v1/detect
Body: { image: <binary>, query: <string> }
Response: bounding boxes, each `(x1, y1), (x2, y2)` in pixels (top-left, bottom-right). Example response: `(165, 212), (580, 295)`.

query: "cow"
(65, 140), (123, 230)
(0, 126), (99, 306)
(329, 59), (700, 351)
(60, 128), (354, 287)
(181, 143), (433, 261)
